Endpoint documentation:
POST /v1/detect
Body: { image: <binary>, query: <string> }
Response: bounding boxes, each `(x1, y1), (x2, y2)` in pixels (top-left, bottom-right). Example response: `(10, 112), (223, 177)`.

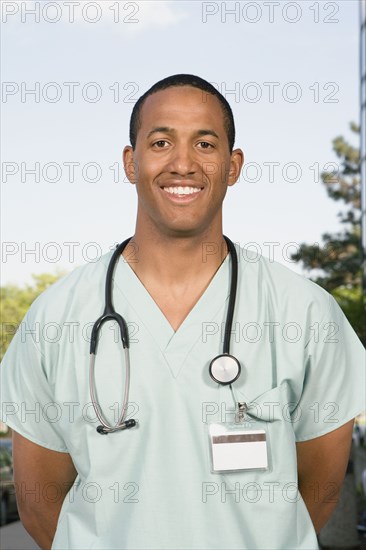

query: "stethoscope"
(89, 235), (241, 435)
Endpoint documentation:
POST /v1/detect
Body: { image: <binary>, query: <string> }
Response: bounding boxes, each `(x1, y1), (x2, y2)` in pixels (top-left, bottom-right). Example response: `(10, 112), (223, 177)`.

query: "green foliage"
(0, 272), (66, 361)
(291, 123), (365, 344)
(331, 286), (366, 345)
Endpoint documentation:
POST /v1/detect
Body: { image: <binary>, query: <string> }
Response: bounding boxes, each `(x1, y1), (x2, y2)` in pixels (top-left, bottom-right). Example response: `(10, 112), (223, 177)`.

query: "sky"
(1, 0), (361, 285)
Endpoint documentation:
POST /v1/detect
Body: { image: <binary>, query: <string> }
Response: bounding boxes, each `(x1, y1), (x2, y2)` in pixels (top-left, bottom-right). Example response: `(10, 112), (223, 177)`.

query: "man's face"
(123, 86), (243, 238)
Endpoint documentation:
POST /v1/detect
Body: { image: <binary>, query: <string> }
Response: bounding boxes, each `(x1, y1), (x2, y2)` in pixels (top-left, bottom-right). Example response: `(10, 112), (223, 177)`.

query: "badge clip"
(236, 401), (247, 423)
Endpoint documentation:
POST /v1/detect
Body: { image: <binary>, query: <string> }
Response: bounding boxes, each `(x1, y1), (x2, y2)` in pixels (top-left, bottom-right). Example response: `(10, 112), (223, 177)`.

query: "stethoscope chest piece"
(209, 354), (241, 385)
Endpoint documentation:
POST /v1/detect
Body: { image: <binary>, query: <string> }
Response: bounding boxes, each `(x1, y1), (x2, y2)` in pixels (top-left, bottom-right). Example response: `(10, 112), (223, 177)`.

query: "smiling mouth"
(161, 186), (204, 196)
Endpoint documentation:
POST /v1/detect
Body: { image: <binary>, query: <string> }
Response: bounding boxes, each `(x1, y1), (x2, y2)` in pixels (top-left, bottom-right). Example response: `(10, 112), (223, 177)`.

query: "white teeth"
(163, 186), (202, 195)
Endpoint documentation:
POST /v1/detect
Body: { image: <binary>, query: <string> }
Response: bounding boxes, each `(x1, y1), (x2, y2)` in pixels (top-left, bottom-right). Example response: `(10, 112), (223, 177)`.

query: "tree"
(291, 123), (365, 344)
(0, 272), (66, 361)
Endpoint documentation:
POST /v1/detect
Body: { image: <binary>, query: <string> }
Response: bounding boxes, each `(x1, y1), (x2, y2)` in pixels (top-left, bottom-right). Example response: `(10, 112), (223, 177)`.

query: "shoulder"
(236, 243), (332, 319)
(25, 251), (114, 324)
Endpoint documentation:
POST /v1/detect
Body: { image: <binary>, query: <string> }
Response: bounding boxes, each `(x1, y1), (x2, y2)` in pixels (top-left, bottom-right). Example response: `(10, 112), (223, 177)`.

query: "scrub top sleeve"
(0, 315), (68, 452)
(293, 293), (366, 442)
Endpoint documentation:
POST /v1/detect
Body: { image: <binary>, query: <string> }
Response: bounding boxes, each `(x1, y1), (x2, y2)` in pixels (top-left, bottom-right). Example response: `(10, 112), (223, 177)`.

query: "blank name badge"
(208, 423), (268, 473)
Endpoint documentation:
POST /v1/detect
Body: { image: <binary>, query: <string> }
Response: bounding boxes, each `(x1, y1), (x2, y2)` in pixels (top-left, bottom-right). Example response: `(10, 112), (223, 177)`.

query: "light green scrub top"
(1, 243), (365, 550)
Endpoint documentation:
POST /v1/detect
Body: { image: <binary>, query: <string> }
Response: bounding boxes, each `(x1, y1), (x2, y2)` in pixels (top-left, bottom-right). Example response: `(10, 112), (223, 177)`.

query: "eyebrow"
(146, 127), (219, 140)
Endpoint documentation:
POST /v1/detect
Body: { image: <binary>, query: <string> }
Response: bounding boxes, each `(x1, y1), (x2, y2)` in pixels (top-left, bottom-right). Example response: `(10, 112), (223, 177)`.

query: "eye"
(152, 140), (169, 148)
(197, 141), (214, 149)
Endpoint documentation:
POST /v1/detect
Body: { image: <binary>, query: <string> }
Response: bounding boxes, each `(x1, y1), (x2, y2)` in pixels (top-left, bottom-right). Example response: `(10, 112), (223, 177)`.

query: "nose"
(167, 142), (197, 176)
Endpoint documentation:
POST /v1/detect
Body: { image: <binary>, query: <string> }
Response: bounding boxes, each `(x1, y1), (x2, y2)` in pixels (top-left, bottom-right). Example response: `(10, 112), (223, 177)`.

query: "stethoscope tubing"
(222, 236), (238, 356)
(89, 237), (133, 433)
(89, 235), (239, 434)
(89, 347), (131, 433)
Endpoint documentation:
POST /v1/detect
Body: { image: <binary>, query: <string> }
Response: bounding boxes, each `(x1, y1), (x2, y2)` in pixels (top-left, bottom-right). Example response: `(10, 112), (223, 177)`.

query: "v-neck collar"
(112, 247), (232, 377)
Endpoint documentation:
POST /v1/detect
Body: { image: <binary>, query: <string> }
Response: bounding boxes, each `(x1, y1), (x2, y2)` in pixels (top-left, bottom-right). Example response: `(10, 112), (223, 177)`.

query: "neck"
(121, 228), (229, 289)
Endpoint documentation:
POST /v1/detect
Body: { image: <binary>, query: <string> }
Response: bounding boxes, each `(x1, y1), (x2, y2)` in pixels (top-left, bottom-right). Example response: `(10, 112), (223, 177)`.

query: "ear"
(123, 146), (137, 184)
(227, 148), (244, 187)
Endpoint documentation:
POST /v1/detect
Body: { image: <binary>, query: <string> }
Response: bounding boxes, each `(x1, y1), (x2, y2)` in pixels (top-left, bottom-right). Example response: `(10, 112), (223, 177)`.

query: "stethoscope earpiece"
(96, 419), (138, 435)
(97, 425), (108, 435)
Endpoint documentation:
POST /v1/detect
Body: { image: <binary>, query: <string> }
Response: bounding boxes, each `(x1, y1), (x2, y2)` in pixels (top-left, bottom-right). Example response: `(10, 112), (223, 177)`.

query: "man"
(1, 74), (365, 549)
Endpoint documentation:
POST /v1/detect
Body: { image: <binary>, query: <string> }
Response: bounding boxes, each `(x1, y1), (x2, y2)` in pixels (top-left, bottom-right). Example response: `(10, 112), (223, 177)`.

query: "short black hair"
(129, 74), (235, 152)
